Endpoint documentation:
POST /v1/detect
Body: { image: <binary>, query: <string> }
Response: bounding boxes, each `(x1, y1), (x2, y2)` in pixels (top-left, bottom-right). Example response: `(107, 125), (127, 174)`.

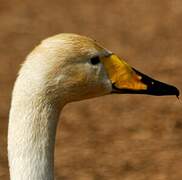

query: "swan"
(8, 33), (179, 180)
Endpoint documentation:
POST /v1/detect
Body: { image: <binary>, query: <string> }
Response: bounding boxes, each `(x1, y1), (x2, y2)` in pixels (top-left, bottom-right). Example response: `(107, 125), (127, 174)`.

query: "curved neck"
(8, 90), (63, 180)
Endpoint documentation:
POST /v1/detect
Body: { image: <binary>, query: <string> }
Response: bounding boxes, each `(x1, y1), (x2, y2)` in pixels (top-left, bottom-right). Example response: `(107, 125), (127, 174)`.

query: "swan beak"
(101, 54), (180, 97)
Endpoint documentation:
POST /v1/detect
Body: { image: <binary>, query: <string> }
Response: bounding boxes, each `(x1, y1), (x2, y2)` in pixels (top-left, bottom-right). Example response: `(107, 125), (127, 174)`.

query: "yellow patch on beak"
(101, 54), (147, 90)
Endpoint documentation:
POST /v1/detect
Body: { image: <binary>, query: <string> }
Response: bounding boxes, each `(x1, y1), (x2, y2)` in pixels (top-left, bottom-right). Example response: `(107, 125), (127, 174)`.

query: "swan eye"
(90, 56), (100, 65)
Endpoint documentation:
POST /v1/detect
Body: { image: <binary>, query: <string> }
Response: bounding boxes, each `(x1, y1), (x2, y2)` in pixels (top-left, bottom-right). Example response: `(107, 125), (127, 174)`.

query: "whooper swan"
(8, 33), (179, 180)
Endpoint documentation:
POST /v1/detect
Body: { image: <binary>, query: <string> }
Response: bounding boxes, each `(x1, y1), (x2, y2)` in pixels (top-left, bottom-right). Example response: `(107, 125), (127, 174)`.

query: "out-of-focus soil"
(0, 0), (182, 179)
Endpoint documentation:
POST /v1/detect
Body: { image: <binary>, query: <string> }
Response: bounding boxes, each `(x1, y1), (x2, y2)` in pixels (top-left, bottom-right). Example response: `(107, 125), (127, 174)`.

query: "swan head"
(20, 33), (179, 104)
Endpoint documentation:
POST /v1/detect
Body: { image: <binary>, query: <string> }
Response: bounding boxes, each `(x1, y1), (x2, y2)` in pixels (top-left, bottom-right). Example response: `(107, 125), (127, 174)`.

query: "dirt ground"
(0, 0), (182, 179)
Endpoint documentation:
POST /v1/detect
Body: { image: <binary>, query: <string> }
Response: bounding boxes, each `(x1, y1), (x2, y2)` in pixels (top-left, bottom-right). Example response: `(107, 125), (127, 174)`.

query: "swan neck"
(8, 93), (62, 180)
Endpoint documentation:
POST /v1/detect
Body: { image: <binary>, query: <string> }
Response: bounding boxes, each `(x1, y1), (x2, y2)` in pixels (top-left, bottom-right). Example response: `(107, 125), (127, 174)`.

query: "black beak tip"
(174, 86), (180, 99)
(131, 68), (180, 98)
(150, 82), (180, 97)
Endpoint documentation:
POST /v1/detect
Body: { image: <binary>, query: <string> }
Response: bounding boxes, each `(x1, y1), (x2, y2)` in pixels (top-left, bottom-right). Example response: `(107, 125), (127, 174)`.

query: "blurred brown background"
(0, 0), (182, 179)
